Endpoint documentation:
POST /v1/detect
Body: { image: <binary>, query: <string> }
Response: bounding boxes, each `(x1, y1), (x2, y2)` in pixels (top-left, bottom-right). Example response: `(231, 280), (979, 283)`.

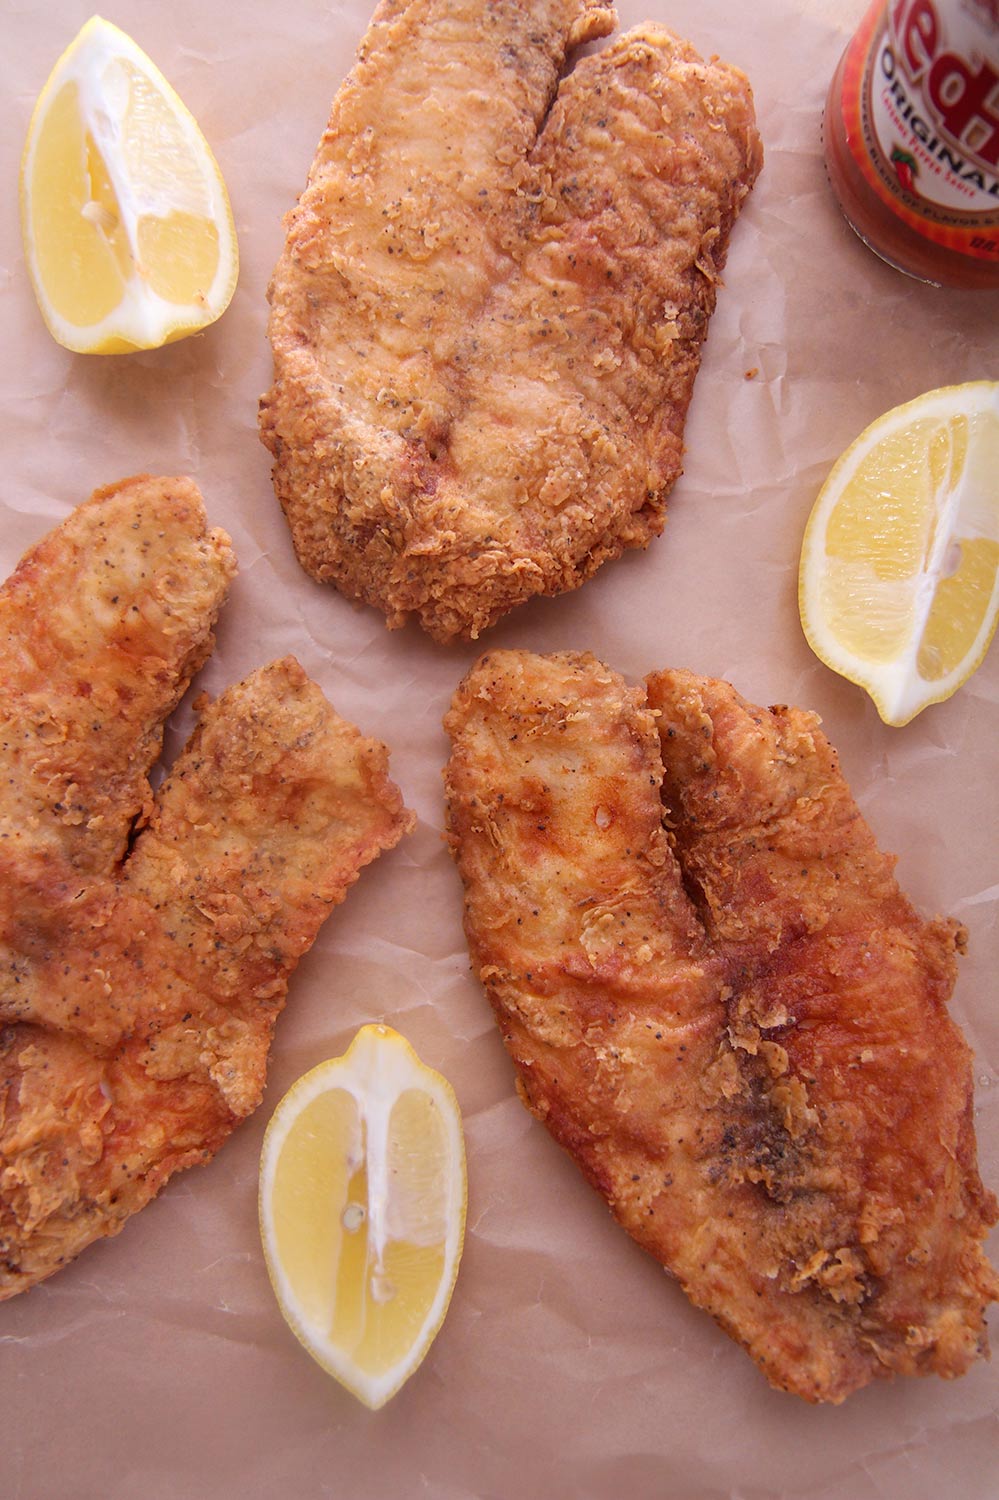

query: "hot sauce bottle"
(824, 0), (999, 289)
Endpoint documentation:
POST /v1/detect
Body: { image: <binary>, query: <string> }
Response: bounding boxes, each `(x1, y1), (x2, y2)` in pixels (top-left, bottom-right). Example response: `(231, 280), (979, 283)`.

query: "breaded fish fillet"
(260, 0), (761, 642)
(0, 480), (413, 1297)
(443, 649), (997, 1402)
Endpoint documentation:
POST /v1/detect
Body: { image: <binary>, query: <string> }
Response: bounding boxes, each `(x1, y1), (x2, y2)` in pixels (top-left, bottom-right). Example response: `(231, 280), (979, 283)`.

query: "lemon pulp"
(259, 1026), (466, 1409)
(799, 384), (999, 725)
(21, 17), (237, 353)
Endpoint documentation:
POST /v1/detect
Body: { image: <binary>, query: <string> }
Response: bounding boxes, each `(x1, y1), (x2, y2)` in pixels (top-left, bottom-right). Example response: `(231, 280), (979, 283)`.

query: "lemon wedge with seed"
(799, 382), (999, 726)
(20, 16), (238, 354)
(259, 1025), (467, 1410)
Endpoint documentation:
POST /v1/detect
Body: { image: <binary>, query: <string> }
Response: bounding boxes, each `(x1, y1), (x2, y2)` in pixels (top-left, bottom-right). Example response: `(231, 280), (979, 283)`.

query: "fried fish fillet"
(0, 479), (413, 1297)
(260, 0), (762, 642)
(443, 649), (998, 1402)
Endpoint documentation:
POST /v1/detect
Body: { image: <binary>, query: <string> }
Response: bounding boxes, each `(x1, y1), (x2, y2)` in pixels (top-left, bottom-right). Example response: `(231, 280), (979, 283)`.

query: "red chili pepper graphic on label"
(891, 147), (918, 194)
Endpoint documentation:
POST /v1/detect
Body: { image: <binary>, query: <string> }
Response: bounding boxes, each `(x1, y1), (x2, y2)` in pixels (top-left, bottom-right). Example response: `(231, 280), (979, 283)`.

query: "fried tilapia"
(260, 0), (762, 642)
(0, 477), (413, 1296)
(443, 649), (998, 1402)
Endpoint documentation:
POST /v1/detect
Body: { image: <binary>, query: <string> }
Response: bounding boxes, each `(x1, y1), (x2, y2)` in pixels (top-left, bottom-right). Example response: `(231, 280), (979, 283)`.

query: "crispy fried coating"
(0, 481), (413, 1297)
(260, 0), (762, 642)
(443, 650), (998, 1402)
(0, 475), (235, 882)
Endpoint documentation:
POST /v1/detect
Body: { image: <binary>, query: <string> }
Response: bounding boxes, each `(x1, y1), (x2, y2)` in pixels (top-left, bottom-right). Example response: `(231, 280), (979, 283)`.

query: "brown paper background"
(2, 1), (997, 1496)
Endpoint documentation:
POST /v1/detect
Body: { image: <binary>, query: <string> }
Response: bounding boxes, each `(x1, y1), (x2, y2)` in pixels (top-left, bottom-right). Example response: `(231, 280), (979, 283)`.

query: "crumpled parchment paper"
(1, 2), (996, 1497)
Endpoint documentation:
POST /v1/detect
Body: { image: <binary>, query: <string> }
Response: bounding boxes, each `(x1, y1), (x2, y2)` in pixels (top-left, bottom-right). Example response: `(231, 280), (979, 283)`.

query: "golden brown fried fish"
(0, 478), (413, 1296)
(260, 0), (762, 641)
(443, 649), (997, 1402)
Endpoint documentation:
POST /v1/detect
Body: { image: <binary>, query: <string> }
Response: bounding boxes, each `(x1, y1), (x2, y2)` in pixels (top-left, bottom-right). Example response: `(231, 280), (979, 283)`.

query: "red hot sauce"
(824, 0), (999, 289)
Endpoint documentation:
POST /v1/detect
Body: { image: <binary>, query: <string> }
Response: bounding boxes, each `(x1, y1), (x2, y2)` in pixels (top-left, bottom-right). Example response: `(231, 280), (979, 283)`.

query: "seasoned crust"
(0, 484), (414, 1298)
(444, 649), (998, 1401)
(261, 4), (762, 641)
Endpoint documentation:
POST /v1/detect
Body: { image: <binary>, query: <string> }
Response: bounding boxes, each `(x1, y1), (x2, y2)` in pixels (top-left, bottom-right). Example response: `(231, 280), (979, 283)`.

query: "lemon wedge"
(20, 16), (238, 354)
(259, 1025), (467, 1410)
(799, 382), (999, 726)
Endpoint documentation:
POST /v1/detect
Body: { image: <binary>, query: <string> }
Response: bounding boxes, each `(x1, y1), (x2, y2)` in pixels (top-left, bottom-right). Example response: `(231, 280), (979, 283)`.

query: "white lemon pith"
(799, 382), (999, 726)
(20, 16), (238, 353)
(258, 1025), (466, 1410)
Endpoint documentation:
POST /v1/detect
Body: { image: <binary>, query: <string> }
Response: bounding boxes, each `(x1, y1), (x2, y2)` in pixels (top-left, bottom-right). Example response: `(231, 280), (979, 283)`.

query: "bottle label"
(841, 0), (999, 260)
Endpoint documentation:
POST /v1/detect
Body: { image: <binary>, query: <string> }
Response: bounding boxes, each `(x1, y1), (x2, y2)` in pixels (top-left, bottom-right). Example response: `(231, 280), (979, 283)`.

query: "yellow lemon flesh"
(20, 16), (238, 353)
(799, 382), (999, 726)
(259, 1025), (467, 1410)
